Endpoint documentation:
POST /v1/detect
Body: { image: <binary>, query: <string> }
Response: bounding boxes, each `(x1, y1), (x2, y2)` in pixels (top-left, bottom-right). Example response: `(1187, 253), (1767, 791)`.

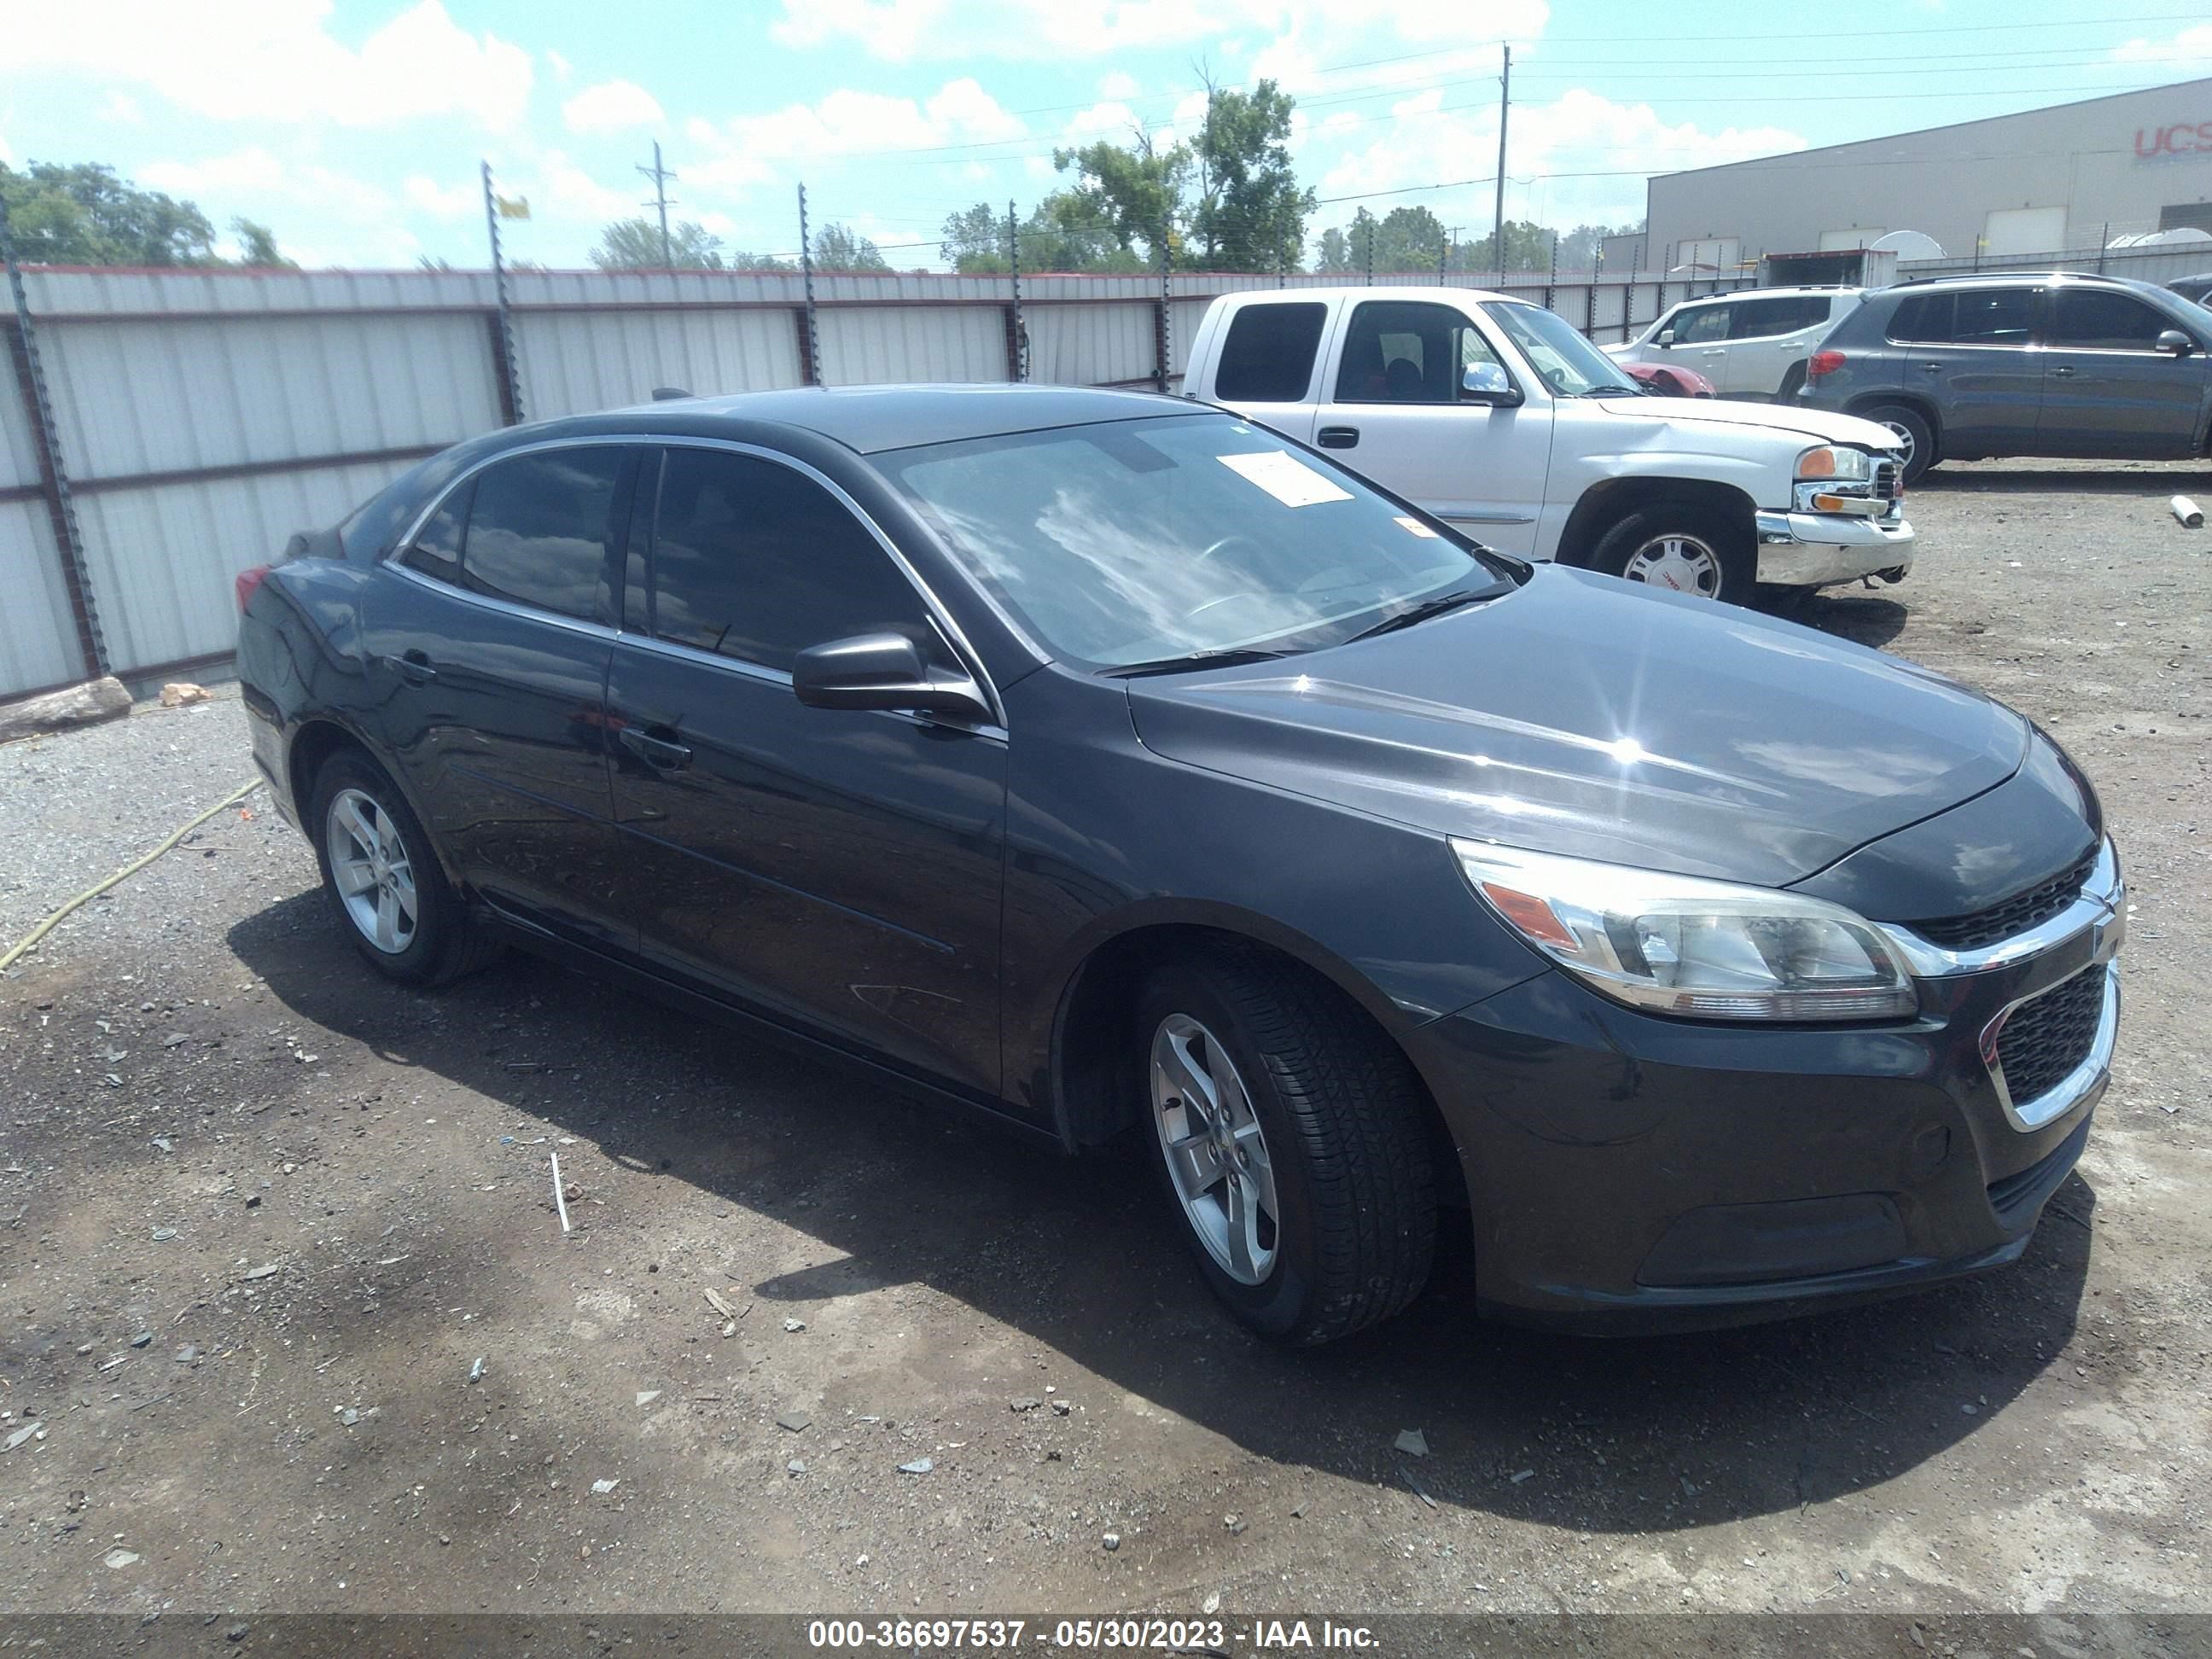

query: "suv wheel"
(1591, 503), (1755, 605)
(1861, 403), (1936, 485)
(309, 750), (499, 987)
(1136, 949), (1436, 1345)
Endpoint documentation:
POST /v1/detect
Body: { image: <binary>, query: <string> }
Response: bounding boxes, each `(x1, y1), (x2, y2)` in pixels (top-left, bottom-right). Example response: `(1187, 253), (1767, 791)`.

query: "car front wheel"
(1136, 948), (1436, 1345)
(309, 750), (498, 986)
(1591, 503), (1755, 605)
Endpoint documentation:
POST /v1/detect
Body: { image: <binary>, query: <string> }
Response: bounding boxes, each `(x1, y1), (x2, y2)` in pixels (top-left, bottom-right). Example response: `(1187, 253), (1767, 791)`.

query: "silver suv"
(1796, 272), (2212, 482)
(1605, 286), (1862, 402)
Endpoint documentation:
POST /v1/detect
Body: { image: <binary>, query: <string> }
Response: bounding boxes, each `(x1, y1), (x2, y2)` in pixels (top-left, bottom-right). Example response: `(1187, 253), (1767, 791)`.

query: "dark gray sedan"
(236, 385), (2122, 1342)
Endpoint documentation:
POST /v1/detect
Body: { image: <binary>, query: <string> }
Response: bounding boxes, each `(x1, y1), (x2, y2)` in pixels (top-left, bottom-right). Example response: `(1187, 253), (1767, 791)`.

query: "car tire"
(1135, 947), (1437, 1346)
(1590, 502), (1755, 605)
(308, 749), (500, 987)
(1860, 402), (1937, 485)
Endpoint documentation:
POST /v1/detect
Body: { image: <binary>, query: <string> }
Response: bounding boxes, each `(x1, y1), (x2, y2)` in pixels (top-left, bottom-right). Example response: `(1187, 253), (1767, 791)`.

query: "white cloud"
(562, 79), (665, 136)
(1098, 70), (1140, 100)
(546, 48), (573, 84)
(140, 148), (393, 221)
(99, 91), (146, 125)
(405, 174), (479, 220)
(771, 0), (1294, 61)
(2110, 23), (2212, 64)
(526, 150), (640, 224)
(689, 78), (1027, 195)
(12, 0), (532, 130)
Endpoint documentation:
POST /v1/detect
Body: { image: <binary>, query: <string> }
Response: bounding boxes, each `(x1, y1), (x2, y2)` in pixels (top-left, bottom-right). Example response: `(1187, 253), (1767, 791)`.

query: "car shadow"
(1783, 591), (1910, 651)
(1915, 466), (2209, 496)
(227, 893), (2095, 1536)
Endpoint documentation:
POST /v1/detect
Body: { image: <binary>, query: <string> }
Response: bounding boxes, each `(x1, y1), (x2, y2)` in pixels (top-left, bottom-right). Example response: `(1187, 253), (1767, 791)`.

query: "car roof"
(1214, 284), (1522, 306)
(1679, 285), (1860, 300)
(1884, 271), (2168, 297)
(592, 382), (1208, 455)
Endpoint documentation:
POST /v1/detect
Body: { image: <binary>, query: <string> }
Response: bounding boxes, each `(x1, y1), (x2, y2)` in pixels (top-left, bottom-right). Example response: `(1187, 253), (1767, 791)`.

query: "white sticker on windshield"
(1217, 451), (1353, 508)
(1394, 515), (1439, 538)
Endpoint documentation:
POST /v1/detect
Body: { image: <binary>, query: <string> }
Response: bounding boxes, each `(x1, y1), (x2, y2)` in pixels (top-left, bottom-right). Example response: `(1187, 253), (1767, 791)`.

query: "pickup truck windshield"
(881, 414), (1507, 669)
(1483, 301), (1640, 398)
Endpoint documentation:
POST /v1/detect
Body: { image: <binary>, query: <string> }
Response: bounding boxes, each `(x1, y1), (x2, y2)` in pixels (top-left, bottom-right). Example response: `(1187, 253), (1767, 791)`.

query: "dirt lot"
(1, 463), (2206, 1638)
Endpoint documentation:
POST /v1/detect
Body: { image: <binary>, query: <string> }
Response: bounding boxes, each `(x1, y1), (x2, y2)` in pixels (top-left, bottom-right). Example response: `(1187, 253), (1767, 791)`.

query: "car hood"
(1126, 567), (2030, 892)
(1593, 394), (1901, 451)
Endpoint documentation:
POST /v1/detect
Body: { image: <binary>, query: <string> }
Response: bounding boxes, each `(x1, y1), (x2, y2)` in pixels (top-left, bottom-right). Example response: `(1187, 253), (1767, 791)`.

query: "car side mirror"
(1655, 328), (1675, 346)
(792, 632), (992, 721)
(2155, 329), (2195, 357)
(1460, 364), (1524, 406)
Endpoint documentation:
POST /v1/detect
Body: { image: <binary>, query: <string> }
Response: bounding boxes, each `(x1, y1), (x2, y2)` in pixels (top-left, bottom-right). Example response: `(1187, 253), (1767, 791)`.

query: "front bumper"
(1754, 509), (1917, 587)
(1404, 902), (2118, 1333)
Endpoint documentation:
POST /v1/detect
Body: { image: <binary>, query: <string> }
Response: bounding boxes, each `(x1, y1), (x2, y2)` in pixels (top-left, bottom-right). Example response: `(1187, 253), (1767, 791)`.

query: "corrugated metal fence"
(0, 263), (1755, 699)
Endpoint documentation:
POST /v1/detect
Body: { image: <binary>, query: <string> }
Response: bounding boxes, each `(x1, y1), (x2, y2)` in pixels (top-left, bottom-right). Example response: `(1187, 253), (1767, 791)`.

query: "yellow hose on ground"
(0, 777), (264, 975)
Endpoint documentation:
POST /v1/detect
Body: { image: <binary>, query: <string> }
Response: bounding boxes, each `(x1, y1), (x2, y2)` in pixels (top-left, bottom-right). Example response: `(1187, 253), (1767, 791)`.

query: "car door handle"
(1916, 362), (1944, 374)
(618, 725), (692, 771)
(380, 650), (437, 684)
(2048, 364), (2076, 378)
(1317, 426), (1359, 449)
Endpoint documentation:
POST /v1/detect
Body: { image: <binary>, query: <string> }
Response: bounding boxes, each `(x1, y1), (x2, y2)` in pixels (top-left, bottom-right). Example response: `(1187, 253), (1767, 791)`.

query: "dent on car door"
(603, 445), (1008, 1098)
(362, 444), (632, 951)
(2036, 288), (2209, 457)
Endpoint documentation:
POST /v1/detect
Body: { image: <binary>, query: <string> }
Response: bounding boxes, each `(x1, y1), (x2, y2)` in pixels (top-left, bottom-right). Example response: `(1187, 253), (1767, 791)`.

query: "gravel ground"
(0, 462), (2206, 1644)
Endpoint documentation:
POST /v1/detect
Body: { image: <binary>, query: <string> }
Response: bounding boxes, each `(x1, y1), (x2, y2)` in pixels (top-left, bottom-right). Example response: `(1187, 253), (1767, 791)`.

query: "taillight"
(236, 564), (273, 613)
(1807, 349), (1846, 380)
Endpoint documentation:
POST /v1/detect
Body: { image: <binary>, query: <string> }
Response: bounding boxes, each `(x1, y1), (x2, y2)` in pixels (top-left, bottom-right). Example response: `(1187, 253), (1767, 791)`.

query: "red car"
(1621, 361), (1715, 398)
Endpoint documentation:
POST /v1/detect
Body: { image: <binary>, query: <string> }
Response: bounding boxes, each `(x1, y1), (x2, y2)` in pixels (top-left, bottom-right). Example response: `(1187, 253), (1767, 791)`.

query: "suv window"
(457, 447), (626, 621)
(2047, 289), (2174, 351)
(1886, 288), (2035, 346)
(1334, 301), (1506, 404)
(645, 447), (936, 674)
(1730, 296), (1826, 338)
(1216, 302), (1328, 401)
(1669, 303), (1731, 344)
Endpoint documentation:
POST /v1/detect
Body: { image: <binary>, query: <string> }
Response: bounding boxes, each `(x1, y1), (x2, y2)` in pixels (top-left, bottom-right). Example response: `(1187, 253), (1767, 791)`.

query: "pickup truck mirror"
(2154, 329), (2195, 357)
(1460, 364), (1524, 407)
(1655, 327), (1676, 346)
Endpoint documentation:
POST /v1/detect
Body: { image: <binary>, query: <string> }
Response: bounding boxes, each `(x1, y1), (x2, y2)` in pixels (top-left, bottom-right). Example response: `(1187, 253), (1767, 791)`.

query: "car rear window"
(1729, 296), (1827, 338)
(1214, 302), (1329, 402)
(1889, 288), (2035, 346)
(456, 447), (627, 622)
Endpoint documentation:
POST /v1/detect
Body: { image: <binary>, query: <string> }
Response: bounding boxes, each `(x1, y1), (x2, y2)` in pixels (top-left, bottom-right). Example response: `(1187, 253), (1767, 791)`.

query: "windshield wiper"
(1579, 383), (1642, 398)
(1104, 646), (1296, 678)
(1347, 585), (1499, 642)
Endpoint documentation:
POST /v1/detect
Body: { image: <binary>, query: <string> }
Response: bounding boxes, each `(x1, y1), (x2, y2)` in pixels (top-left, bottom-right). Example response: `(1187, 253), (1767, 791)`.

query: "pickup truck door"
(1193, 296), (1332, 445)
(1307, 298), (1553, 557)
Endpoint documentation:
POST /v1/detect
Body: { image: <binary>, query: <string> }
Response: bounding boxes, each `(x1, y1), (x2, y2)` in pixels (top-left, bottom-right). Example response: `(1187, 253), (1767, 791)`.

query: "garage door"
(1982, 207), (2067, 257)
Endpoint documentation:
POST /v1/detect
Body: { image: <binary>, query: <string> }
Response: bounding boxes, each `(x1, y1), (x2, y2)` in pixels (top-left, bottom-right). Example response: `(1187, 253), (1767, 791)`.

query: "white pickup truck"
(1183, 286), (1917, 606)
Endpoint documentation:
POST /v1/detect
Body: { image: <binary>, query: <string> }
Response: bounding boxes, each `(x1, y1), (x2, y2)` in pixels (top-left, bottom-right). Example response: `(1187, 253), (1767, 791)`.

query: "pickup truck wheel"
(1591, 504), (1755, 605)
(1860, 403), (1936, 485)
(1137, 948), (1436, 1346)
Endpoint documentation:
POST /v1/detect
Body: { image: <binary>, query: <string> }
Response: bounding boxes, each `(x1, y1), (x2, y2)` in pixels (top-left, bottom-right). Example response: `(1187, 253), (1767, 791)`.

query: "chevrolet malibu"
(236, 386), (2123, 1343)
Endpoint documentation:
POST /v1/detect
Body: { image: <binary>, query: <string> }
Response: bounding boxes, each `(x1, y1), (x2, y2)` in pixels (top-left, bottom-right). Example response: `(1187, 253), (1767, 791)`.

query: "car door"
(1727, 294), (1827, 398)
(2035, 288), (2210, 458)
(1307, 298), (1552, 555)
(602, 442), (1007, 1097)
(1892, 285), (2041, 456)
(1204, 297), (1333, 445)
(1661, 299), (1734, 389)
(361, 443), (635, 952)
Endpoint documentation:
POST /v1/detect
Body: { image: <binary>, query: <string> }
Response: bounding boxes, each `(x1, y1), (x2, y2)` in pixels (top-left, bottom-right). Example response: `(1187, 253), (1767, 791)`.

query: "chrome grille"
(1911, 847), (2099, 951)
(1995, 969), (2105, 1108)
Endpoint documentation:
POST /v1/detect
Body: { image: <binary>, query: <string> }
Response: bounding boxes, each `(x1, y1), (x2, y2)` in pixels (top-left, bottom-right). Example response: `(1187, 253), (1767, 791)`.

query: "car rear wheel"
(1136, 948), (1436, 1345)
(1861, 403), (1936, 485)
(309, 750), (498, 986)
(1591, 503), (1755, 605)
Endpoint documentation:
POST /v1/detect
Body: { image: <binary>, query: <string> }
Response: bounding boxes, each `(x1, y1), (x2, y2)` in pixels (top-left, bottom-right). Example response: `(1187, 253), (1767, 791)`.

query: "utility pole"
(480, 160), (523, 423)
(1493, 44), (1511, 285)
(1007, 200), (1027, 382)
(797, 182), (821, 385)
(637, 141), (677, 266)
(1443, 225), (1463, 287)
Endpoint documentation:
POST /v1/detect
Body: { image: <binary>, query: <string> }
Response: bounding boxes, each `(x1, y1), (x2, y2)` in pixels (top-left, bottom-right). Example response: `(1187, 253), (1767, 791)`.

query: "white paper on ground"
(1216, 451), (1353, 508)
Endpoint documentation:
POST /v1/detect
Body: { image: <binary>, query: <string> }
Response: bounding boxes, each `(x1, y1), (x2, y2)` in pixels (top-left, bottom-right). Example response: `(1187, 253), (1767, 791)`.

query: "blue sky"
(5, 1), (2209, 270)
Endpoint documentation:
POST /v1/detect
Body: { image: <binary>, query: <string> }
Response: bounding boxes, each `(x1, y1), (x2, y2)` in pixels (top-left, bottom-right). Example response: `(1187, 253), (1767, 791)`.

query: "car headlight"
(1796, 445), (1873, 483)
(1452, 840), (1919, 1022)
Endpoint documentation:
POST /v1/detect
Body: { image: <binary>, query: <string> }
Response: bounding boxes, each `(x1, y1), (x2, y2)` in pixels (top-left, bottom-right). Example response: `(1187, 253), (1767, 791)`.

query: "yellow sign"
(496, 195), (531, 220)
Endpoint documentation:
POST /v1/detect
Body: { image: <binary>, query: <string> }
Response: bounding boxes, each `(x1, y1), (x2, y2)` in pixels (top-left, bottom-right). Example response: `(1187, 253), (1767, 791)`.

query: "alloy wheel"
(1621, 533), (1723, 597)
(1150, 1012), (1279, 1286)
(325, 787), (418, 955)
(1880, 420), (1918, 472)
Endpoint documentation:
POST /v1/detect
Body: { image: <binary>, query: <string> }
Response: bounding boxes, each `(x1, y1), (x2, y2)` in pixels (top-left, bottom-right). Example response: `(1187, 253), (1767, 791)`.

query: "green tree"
(230, 217), (294, 268)
(0, 161), (218, 265)
(729, 249), (797, 272)
(590, 216), (726, 270)
(1190, 77), (1313, 272)
(811, 222), (889, 272)
(1052, 127), (1190, 268)
(1449, 218), (1557, 276)
(940, 195), (1150, 275)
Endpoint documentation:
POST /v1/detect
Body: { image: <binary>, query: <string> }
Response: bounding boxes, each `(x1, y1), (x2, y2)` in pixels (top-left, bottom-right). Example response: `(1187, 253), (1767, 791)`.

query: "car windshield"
(1483, 301), (1639, 397)
(879, 414), (1510, 669)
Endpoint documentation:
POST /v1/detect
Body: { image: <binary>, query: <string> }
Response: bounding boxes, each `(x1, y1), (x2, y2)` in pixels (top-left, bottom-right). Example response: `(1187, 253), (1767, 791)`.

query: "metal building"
(1642, 77), (2212, 272)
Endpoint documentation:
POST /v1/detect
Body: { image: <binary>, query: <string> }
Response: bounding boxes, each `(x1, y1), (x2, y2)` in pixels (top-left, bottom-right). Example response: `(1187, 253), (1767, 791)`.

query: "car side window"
(2046, 290), (2174, 351)
(1951, 288), (2035, 346)
(645, 447), (940, 674)
(1887, 293), (1953, 343)
(1728, 298), (1802, 339)
(1671, 303), (1732, 344)
(458, 448), (626, 621)
(1216, 303), (1329, 402)
(1335, 301), (1505, 404)
(399, 478), (471, 585)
